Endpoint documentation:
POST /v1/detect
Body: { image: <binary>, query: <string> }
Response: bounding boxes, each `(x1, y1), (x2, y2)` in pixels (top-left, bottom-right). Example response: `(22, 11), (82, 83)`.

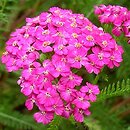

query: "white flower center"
(72, 33), (78, 38)
(98, 53), (103, 60)
(86, 35), (94, 41)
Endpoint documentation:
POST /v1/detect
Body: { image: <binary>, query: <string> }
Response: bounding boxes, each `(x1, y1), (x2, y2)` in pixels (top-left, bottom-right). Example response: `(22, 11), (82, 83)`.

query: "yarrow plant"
(94, 5), (130, 43)
(2, 7), (124, 124)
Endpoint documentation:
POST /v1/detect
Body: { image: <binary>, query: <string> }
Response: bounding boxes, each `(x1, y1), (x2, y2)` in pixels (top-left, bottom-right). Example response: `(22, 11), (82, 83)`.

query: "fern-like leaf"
(97, 79), (130, 102)
(0, 111), (38, 130)
(84, 117), (101, 130)
(47, 115), (62, 130)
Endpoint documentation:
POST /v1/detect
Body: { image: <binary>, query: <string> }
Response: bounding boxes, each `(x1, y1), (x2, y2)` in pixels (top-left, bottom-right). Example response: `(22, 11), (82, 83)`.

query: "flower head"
(1, 6), (123, 124)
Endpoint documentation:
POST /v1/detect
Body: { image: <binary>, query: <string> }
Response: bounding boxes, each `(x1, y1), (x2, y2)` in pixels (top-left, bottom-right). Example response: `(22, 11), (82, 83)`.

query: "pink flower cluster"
(2, 7), (123, 124)
(95, 5), (130, 42)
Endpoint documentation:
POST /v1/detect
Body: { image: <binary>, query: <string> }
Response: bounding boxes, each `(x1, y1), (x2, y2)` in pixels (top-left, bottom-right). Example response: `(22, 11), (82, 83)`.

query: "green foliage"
(90, 103), (125, 130)
(0, 110), (38, 130)
(84, 117), (101, 130)
(47, 116), (62, 130)
(0, 109), (48, 130)
(0, 0), (19, 30)
(117, 41), (130, 79)
(127, 126), (130, 130)
(97, 79), (130, 102)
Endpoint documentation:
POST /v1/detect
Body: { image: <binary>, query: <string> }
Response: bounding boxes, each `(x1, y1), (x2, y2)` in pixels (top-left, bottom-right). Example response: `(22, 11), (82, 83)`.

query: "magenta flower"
(80, 82), (100, 102)
(67, 49), (88, 69)
(34, 111), (54, 125)
(53, 27), (70, 45)
(95, 33), (115, 50)
(5, 38), (20, 55)
(84, 55), (102, 74)
(60, 73), (83, 88)
(45, 97), (64, 115)
(21, 82), (33, 96)
(89, 47), (110, 67)
(53, 43), (68, 55)
(123, 20), (130, 35)
(94, 5), (130, 40)
(39, 12), (51, 25)
(33, 40), (53, 53)
(37, 87), (59, 106)
(50, 61), (70, 78)
(2, 56), (18, 72)
(62, 104), (73, 118)
(59, 86), (76, 102)
(79, 34), (95, 48)
(52, 54), (68, 65)
(34, 74), (52, 89)
(34, 26), (54, 42)
(26, 16), (40, 25)
(73, 108), (91, 122)
(21, 81), (40, 96)
(21, 61), (41, 80)
(112, 26), (122, 36)
(72, 91), (90, 109)
(67, 39), (88, 52)
(25, 95), (36, 110)
(2, 6), (124, 124)
(107, 51), (123, 68)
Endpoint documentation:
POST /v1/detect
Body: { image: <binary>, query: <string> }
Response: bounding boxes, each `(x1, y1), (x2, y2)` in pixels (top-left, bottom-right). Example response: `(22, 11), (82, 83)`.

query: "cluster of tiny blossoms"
(95, 5), (130, 43)
(2, 7), (123, 124)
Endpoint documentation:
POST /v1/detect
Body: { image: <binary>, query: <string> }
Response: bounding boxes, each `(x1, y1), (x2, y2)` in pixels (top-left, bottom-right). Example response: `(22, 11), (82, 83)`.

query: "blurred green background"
(0, 0), (130, 130)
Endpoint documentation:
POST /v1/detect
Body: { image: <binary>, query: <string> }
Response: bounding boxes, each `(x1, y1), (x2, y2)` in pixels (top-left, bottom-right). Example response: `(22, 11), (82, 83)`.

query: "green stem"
(93, 74), (100, 84)
(1, 0), (6, 12)
(93, 68), (104, 84)
(76, 122), (85, 130)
